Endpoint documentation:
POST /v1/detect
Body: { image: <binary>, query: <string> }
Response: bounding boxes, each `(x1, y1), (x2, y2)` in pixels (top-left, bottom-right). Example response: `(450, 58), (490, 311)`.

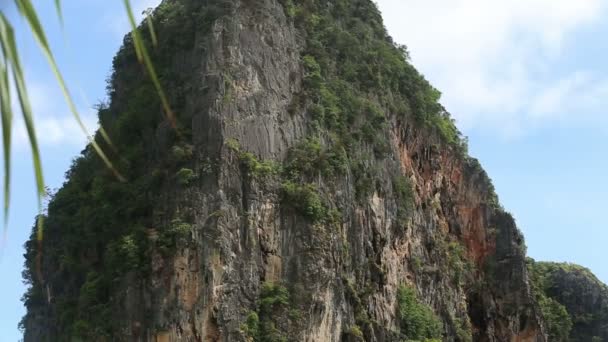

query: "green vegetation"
(223, 73), (234, 104)
(446, 241), (473, 286)
(464, 157), (499, 208)
(527, 259), (608, 342)
(158, 219), (192, 253)
(284, 138), (347, 179)
(19, 2), (224, 337)
(342, 277), (375, 334)
(242, 283), (295, 342)
(527, 259), (573, 341)
(240, 152), (280, 178)
(397, 285), (443, 341)
(226, 138), (241, 152)
(176, 167), (196, 185)
(106, 233), (141, 273)
(428, 236), (474, 287)
(259, 282), (290, 312)
(344, 325), (364, 340)
(0, 0), (153, 223)
(288, 0), (466, 151)
(226, 138), (280, 178)
(171, 144), (194, 163)
(350, 160), (376, 202)
(226, 137), (344, 226)
(281, 181), (327, 223)
(410, 256), (423, 274)
(393, 175), (414, 225)
(453, 317), (473, 342)
(538, 296), (572, 342)
(242, 312), (261, 340)
(275, 0), (466, 226)
(280, 0), (296, 18)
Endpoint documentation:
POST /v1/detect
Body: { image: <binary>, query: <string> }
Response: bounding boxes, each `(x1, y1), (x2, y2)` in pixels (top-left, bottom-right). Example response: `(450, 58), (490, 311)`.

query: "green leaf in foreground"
(0, 52), (12, 228)
(14, 0), (124, 184)
(0, 13), (44, 233)
(143, 8), (158, 47)
(54, 0), (63, 26)
(124, 0), (176, 128)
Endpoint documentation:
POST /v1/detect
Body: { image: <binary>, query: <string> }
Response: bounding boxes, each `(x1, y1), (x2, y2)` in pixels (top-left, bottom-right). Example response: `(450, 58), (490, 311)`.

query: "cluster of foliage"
(527, 260), (573, 341)
(463, 157), (500, 208)
(393, 175), (414, 225)
(538, 295), (572, 342)
(226, 136), (344, 225)
(276, 0), (428, 227)
(343, 325), (364, 341)
(445, 241), (473, 286)
(226, 138), (281, 178)
(280, 181), (340, 226)
(240, 152), (280, 178)
(171, 144), (194, 163)
(452, 317), (473, 342)
(281, 181), (326, 222)
(242, 283), (298, 342)
(422, 235), (474, 288)
(342, 277), (375, 335)
(158, 219), (192, 253)
(350, 159), (376, 202)
(285, 0), (466, 151)
(176, 167), (196, 185)
(20, 1), (214, 338)
(397, 285), (443, 341)
(527, 259), (608, 342)
(284, 138), (348, 179)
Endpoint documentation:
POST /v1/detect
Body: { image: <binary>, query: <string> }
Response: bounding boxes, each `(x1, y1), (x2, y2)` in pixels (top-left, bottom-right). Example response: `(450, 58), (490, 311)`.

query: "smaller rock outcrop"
(528, 259), (608, 341)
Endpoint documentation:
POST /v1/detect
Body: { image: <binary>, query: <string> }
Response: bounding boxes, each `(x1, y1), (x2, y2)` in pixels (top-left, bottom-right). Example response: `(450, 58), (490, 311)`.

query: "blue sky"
(1, 0), (607, 340)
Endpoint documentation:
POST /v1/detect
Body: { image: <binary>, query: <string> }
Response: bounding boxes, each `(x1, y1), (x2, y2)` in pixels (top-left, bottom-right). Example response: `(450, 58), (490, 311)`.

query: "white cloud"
(11, 81), (98, 150)
(8, 0), (165, 152)
(376, 0), (607, 136)
(530, 72), (608, 120)
(529, 72), (591, 118)
(14, 114), (97, 148)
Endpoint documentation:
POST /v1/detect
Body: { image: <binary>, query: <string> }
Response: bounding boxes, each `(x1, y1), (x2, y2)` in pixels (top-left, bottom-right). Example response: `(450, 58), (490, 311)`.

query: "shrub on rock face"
(175, 168), (196, 185)
(158, 219), (192, 253)
(281, 181), (327, 223)
(171, 144), (193, 163)
(538, 295), (572, 342)
(106, 234), (140, 273)
(397, 285), (443, 341)
(343, 325), (364, 341)
(242, 283), (293, 342)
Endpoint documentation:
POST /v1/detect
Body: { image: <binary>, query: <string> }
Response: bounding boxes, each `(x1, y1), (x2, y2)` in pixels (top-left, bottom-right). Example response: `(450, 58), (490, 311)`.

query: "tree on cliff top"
(0, 0), (168, 240)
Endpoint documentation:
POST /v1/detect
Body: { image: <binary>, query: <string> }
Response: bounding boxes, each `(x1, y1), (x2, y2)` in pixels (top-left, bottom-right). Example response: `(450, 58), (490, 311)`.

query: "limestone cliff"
(21, 0), (550, 341)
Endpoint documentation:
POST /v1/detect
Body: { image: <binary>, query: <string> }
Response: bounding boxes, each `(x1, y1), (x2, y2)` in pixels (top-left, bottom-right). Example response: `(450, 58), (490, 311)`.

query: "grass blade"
(14, 0), (124, 182)
(54, 0), (63, 26)
(124, 0), (176, 128)
(0, 14), (44, 229)
(0, 58), (12, 228)
(97, 125), (118, 153)
(144, 9), (158, 47)
(124, 0), (143, 63)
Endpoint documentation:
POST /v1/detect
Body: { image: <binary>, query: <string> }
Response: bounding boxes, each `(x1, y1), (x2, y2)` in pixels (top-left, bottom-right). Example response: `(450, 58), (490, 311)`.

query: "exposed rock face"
(21, 0), (550, 341)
